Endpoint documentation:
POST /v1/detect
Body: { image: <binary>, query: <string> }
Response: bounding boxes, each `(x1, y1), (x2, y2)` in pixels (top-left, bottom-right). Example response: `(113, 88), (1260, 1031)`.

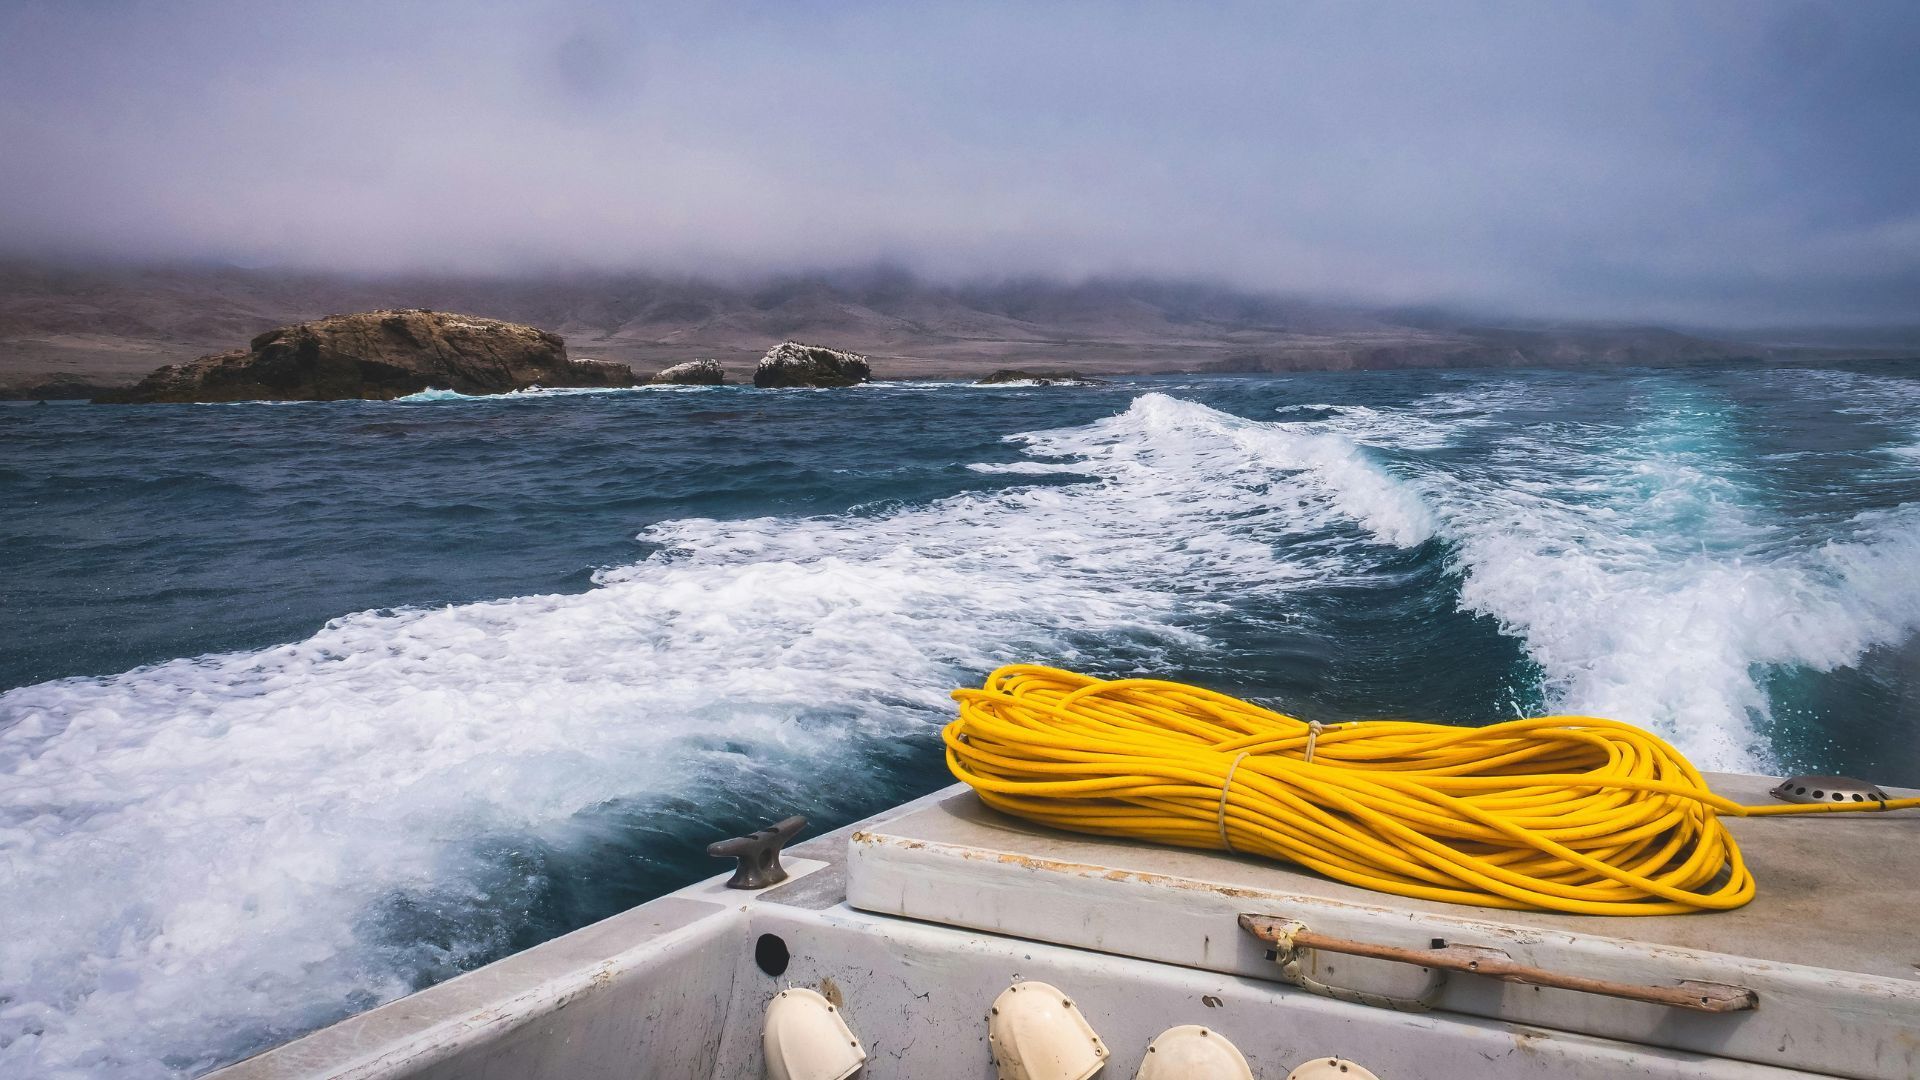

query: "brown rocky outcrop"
(650, 359), (726, 385)
(751, 341), (871, 388)
(0, 375), (128, 401)
(98, 309), (634, 403)
(975, 368), (1102, 386)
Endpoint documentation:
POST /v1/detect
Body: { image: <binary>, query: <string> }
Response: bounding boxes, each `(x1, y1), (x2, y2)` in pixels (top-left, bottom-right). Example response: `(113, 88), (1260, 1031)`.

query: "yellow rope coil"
(944, 664), (1920, 916)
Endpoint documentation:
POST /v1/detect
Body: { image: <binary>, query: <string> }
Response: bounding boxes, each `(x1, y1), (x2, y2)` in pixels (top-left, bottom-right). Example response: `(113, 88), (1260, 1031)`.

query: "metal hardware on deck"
(1770, 774), (1889, 806)
(1240, 914), (1758, 1014)
(1286, 1060), (1381, 1080)
(708, 815), (807, 889)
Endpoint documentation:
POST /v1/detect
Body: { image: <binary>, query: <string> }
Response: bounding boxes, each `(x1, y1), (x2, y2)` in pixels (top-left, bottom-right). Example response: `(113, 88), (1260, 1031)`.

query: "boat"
(209, 767), (1920, 1078)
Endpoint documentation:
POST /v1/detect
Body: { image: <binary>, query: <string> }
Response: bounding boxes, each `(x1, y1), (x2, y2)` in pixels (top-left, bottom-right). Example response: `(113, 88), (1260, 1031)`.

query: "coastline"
(8, 342), (1916, 401)
(5, 264), (1914, 399)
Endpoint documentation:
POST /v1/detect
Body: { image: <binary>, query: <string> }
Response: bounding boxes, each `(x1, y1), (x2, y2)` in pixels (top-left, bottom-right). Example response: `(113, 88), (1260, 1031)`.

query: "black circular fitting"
(755, 933), (791, 977)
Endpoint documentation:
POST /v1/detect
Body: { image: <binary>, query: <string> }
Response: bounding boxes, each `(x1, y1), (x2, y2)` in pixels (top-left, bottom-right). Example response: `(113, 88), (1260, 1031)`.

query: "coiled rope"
(945, 665), (1920, 916)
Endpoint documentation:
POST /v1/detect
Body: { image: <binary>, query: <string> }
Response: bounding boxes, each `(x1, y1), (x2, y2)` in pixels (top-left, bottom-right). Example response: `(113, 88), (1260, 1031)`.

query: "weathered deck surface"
(855, 773), (1920, 980)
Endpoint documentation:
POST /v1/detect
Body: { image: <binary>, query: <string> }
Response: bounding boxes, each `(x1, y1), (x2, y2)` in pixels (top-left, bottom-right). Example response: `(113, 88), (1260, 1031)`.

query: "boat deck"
(849, 772), (1920, 981)
(211, 774), (1920, 1079)
(845, 773), (1920, 1078)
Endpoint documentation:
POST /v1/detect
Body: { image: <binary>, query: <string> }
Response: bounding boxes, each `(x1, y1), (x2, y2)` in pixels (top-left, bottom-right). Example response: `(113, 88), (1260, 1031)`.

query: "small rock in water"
(752, 341), (871, 388)
(0, 375), (125, 401)
(650, 359), (726, 385)
(975, 368), (1102, 386)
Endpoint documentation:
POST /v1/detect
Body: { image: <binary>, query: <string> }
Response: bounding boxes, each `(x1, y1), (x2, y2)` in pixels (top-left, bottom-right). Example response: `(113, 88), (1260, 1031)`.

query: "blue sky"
(2, 0), (1916, 324)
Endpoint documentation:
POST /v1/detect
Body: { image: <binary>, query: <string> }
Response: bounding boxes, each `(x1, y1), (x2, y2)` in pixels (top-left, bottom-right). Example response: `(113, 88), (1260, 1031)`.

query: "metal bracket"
(1769, 774), (1889, 806)
(708, 815), (807, 889)
(1240, 914), (1757, 1014)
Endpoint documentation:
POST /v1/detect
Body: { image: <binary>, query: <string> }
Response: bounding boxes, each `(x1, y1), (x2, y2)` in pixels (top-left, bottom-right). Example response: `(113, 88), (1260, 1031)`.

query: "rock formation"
(0, 375), (126, 401)
(975, 369), (1102, 386)
(751, 342), (871, 388)
(98, 309), (634, 403)
(650, 359), (726, 385)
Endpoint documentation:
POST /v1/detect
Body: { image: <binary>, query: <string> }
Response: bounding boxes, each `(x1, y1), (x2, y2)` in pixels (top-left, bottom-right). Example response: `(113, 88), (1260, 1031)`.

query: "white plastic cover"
(1133, 1025), (1253, 1079)
(987, 980), (1109, 1080)
(763, 987), (865, 1080)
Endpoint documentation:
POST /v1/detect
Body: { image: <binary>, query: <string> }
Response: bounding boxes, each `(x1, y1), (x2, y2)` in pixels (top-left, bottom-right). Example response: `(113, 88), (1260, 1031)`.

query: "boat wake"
(0, 392), (1418, 1076)
(1297, 376), (1920, 770)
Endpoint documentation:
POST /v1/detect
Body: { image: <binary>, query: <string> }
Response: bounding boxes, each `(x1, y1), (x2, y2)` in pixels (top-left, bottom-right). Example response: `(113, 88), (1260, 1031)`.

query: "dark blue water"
(3, 366), (1917, 1075)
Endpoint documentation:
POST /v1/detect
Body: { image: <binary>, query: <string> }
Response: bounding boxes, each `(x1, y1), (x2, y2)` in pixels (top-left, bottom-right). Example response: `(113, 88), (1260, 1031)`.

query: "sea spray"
(0, 391), (1423, 1076)
(1335, 375), (1920, 771)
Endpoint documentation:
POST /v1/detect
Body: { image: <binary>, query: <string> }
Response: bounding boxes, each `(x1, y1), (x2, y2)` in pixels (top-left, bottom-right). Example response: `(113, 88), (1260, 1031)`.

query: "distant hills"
(1, 261), (1913, 395)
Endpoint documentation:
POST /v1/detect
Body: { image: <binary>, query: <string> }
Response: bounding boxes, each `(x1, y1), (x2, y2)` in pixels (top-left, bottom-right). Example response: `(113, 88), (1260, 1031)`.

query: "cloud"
(2, 0), (1916, 324)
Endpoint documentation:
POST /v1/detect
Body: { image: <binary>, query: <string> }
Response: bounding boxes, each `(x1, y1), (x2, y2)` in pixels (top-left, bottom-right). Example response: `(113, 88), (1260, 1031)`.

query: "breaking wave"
(1340, 377), (1920, 769)
(393, 384), (664, 402)
(0, 392), (1420, 1076)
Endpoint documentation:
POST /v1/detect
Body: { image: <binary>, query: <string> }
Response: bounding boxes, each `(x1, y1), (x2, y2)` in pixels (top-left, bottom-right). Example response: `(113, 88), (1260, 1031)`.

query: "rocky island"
(649, 359), (726, 385)
(975, 368), (1102, 386)
(752, 341), (871, 388)
(98, 309), (635, 403)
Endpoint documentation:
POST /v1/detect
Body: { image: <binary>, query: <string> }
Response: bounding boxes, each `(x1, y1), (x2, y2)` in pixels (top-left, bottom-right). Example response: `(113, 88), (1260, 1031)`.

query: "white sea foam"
(857, 379), (1107, 390)
(1778, 368), (1920, 422)
(965, 461), (1091, 476)
(393, 384), (664, 402)
(1426, 442), (1779, 766)
(1780, 369), (1920, 470)
(1246, 375), (1920, 768)
(1025, 393), (1435, 549)
(1274, 402), (1459, 451)
(1399, 381), (1920, 769)
(0, 392), (1421, 1077)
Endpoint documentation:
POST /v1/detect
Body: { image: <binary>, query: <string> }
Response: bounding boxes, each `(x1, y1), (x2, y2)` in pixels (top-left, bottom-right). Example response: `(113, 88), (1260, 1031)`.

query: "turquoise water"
(2, 365), (1918, 1075)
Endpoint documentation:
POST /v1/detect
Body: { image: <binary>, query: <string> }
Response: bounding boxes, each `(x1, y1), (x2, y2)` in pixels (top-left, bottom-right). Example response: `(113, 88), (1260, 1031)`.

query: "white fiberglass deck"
(848, 773), (1920, 1078)
(211, 775), (1919, 1079)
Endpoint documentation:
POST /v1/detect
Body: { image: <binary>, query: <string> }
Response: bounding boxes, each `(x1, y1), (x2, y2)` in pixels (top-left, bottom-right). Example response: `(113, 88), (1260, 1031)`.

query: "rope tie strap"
(1216, 751), (1252, 853)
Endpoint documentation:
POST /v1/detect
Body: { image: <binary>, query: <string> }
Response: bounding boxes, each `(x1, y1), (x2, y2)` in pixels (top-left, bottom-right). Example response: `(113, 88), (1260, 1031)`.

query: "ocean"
(3, 364), (1918, 1076)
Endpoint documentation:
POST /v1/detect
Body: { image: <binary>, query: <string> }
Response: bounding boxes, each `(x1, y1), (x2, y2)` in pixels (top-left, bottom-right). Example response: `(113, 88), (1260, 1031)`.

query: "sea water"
(2, 365), (1917, 1076)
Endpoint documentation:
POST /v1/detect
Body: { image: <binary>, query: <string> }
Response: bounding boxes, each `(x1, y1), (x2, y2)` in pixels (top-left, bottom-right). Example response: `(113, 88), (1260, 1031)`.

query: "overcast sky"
(2, 1), (1916, 325)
